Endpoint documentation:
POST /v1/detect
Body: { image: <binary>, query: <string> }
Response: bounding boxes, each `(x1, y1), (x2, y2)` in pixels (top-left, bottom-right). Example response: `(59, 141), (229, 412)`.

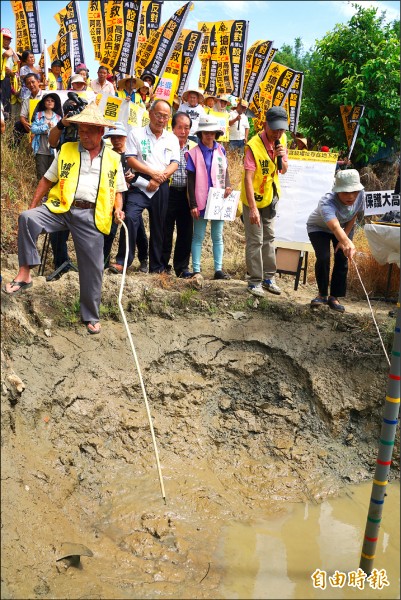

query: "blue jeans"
(191, 218), (224, 273)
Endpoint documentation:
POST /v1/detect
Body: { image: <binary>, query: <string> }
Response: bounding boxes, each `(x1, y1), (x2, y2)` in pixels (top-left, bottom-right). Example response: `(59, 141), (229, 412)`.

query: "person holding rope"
(307, 169), (365, 313)
(2, 103), (127, 335)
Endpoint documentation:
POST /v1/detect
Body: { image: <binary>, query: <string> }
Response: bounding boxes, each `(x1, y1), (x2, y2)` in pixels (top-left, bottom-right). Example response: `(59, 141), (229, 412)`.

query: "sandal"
(87, 321), (101, 335)
(108, 263), (123, 274)
(2, 280), (33, 295)
(328, 296), (345, 313)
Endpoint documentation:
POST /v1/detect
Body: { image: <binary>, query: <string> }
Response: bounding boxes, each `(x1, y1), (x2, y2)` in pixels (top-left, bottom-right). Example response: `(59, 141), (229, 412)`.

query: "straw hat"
(217, 94), (230, 103)
(236, 99), (249, 108)
(117, 74), (144, 91)
(64, 102), (117, 128)
(204, 93), (217, 101)
(182, 88), (204, 103)
(195, 116), (224, 136)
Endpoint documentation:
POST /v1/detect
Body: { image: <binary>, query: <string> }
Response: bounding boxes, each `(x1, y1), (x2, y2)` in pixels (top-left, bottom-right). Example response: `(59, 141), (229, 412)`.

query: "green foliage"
(300, 4), (400, 165)
(274, 37), (311, 73)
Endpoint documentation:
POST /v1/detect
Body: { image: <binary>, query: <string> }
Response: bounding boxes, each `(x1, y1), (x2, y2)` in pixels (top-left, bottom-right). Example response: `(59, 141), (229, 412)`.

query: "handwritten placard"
(204, 188), (240, 221)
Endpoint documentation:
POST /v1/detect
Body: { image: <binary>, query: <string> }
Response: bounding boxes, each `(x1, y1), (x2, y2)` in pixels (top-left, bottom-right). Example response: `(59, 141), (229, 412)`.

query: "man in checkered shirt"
(162, 112), (197, 278)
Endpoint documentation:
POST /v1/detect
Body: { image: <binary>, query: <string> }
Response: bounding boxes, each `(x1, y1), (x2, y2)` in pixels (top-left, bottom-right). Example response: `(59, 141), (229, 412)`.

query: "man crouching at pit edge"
(2, 103), (127, 336)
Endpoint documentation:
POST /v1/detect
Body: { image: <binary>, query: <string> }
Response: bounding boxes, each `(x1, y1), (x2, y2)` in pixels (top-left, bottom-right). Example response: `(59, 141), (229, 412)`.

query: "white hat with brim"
(70, 74), (86, 85)
(117, 75), (145, 91)
(217, 95), (230, 103)
(195, 116), (224, 136)
(64, 102), (117, 128)
(182, 89), (204, 103)
(103, 121), (127, 138)
(332, 169), (364, 193)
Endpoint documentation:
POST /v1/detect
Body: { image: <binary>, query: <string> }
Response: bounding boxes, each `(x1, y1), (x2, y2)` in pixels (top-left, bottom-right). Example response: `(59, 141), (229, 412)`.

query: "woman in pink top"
(186, 116), (232, 280)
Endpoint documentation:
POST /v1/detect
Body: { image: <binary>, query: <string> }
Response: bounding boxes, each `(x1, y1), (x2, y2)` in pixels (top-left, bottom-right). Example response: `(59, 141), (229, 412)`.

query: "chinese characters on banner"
(198, 20), (248, 97)
(48, 32), (74, 87)
(164, 29), (203, 97)
(154, 72), (177, 104)
(340, 104), (365, 160)
(51, 1), (85, 72)
(252, 61), (298, 132)
(101, 1), (142, 75)
(87, 0), (108, 61)
(11, 0), (42, 55)
(135, 1), (193, 79)
(138, 1), (163, 44)
(242, 40), (273, 104)
(364, 190), (400, 216)
(284, 71), (304, 133)
(204, 188), (240, 221)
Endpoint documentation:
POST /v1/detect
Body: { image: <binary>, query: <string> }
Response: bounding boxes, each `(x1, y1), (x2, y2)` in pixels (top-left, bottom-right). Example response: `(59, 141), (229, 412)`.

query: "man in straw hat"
(2, 102), (127, 335)
(116, 73), (145, 105)
(241, 105), (289, 298)
(178, 88), (206, 141)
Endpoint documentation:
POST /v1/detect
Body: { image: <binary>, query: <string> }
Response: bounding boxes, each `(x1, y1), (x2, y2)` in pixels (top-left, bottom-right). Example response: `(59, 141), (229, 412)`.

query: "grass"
(1, 120), (399, 300)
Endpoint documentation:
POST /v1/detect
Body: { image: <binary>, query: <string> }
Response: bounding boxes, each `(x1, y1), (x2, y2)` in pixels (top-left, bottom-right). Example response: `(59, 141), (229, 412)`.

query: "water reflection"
(218, 482), (400, 600)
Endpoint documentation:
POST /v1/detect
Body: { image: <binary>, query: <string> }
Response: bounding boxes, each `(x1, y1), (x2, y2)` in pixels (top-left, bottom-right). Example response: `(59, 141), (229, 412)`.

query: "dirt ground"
(1, 256), (399, 600)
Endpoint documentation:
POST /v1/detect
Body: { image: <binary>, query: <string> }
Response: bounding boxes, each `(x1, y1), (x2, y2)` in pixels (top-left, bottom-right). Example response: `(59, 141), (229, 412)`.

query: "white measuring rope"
(351, 257), (391, 366)
(117, 219), (166, 503)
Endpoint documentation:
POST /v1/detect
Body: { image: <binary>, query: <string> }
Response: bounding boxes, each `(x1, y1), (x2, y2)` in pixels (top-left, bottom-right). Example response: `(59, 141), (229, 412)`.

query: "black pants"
(104, 215), (148, 267)
(162, 187), (193, 276)
(308, 230), (352, 298)
(0, 76), (11, 117)
(115, 182), (169, 273)
(12, 120), (27, 147)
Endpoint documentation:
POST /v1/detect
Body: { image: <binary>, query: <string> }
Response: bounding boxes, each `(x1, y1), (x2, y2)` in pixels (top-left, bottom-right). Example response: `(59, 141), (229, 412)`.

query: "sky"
(1, 0), (399, 89)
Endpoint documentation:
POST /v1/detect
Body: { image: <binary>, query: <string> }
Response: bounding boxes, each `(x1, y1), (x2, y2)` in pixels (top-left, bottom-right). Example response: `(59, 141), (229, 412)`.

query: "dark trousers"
(308, 230), (352, 298)
(0, 76), (11, 117)
(162, 187), (193, 276)
(50, 230), (70, 269)
(104, 215), (148, 267)
(12, 120), (28, 147)
(115, 182), (169, 273)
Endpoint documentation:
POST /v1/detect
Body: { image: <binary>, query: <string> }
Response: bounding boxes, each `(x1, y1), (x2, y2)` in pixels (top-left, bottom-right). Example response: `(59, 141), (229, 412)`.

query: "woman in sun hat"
(307, 169), (365, 313)
(178, 88), (206, 140)
(186, 116), (232, 280)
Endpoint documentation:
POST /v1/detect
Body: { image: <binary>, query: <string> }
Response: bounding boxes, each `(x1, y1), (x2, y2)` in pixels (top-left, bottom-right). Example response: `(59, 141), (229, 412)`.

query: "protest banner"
(276, 150), (338, 244)
(253, 61), (297, 131)
(204, 188), (240, 221)
(52, 1), (85, 71)
(364, 191), (400, 216)
(11, 0), (42, 55)
(242, 40), (273, 104)
(164, 29), (203, 97)
(87, 0), (107, 61)
(136, 2), (192, 80)
(340, 104), (365, 160)
(154, 72), (178, 104)
(138, 1), (163, 44)
(284, 71), (304, 133)
(206, 109), (229, 142)
(198, 19), (248, 96)
(48, 31), (74, 88)
(101, 1), (142, 75)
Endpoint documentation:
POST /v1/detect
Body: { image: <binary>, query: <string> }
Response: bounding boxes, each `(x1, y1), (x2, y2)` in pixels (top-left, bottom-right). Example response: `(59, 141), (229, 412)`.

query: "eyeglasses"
(152, 113), (170, 121)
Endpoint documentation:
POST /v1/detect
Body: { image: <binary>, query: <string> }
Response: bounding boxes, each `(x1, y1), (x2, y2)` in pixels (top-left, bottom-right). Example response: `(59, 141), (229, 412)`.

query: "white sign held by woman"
(204, 188), (240, 221)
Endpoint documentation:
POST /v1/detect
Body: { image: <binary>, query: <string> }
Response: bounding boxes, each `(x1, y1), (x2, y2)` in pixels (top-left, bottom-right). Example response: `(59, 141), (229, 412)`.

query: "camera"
(64, 91), (88, 118)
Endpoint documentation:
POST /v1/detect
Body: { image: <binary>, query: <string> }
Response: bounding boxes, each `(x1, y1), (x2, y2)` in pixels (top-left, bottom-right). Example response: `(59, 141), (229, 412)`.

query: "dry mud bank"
(1, 266), (399, 599)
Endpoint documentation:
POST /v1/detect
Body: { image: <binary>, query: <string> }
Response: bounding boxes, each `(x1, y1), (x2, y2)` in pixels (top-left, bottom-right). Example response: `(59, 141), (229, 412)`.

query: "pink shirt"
(244, 130), (288, 170)
(90, 79), (115, 95)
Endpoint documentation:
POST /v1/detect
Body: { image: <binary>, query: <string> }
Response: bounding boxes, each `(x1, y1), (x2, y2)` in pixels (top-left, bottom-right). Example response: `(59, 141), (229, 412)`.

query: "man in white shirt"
(228, 99), (250, 152)
(109, 100), (180, 274)
(90, 66), (115, 96)
(12, 72), (44, 146)
(178, 88), (206, 141)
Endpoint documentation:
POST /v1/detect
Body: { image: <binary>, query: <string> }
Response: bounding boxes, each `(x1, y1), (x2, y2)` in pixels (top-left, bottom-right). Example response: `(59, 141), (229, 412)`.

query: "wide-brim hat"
(332, 169), (364, 193)
(204, 93), (217, 101)
(117, 75), (144, 90)
(70, 74), (86, 85)
(103, 121), (127, 138)
(34, 92), (63, 118)
(195, 116), (224, 135)
(182, 88), (204, 103)
(217, 94), (230, 103)
(141, 71), (156, 86)
(64, 102), (117, 128)
(236, 98), (249, 108)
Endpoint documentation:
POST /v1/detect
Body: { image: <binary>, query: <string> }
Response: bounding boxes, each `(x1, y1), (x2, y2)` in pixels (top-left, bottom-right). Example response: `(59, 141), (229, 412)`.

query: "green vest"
(46, 142), (121, 235)
(240, 133), (286, 209)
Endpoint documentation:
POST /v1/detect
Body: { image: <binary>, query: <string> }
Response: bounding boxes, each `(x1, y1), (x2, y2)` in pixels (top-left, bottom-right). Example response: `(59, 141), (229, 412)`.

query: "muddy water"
(218, 482), (400, 600)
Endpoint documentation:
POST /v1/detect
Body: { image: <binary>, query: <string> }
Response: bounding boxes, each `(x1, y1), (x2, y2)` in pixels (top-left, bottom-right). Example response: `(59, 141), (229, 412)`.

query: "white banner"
(364, 190), (400, 216)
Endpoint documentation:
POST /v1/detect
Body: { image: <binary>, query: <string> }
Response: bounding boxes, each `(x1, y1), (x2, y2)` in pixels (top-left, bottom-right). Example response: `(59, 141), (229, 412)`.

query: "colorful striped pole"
(360, 299), (400, 574)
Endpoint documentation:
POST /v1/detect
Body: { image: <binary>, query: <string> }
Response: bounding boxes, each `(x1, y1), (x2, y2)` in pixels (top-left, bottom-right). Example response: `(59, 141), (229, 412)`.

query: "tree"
(300, 4), (400, 165)
(274, 37), (311, 73)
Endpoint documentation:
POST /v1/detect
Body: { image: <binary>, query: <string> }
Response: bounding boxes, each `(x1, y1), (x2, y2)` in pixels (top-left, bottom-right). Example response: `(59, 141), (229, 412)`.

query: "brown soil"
(1, 257), (399, 599)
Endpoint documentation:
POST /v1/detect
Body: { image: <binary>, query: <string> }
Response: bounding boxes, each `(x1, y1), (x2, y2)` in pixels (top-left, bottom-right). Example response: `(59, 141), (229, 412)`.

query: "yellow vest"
(116, 89), (144, 107)
(45, 142), (121, 235)
(240, 133), (286, 208)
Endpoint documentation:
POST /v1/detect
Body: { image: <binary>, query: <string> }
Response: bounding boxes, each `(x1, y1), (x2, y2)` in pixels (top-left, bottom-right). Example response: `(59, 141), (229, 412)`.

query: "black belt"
(170, 186), (186, 191)
(71, 200), (95, 210)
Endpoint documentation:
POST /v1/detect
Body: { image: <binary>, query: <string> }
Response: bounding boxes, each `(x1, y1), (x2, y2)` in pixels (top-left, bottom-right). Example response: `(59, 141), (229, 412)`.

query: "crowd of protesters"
(1, 28), (365, 333)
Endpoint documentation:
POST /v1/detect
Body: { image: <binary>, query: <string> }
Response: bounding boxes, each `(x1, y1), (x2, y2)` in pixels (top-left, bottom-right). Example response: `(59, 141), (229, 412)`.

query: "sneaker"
(262, 278), (281, 295)
(247, 283), (265, 297)
(214, 270), (231, 280)
(139, 260), (149, 273)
